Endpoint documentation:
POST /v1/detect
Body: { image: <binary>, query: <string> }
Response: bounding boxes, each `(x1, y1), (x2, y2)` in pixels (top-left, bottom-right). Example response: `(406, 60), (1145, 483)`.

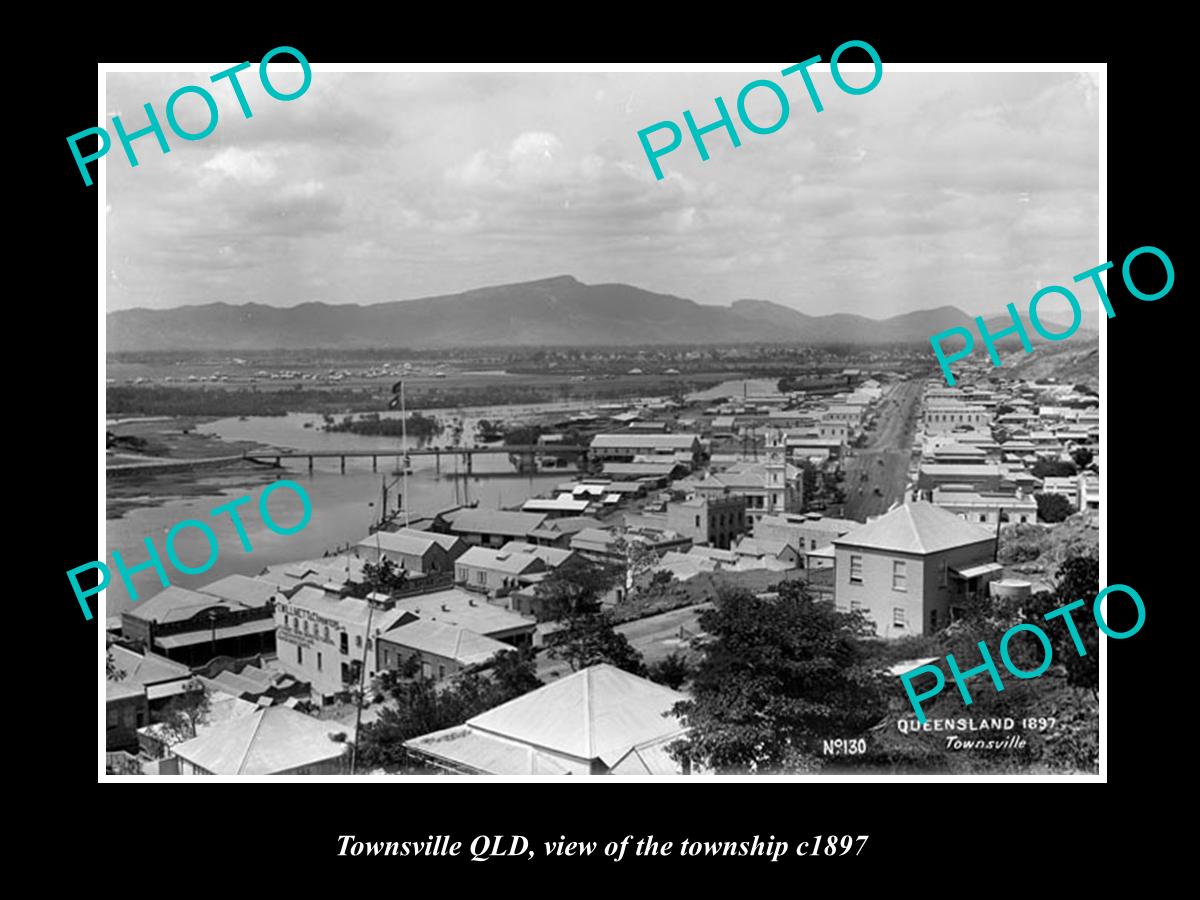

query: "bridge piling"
(340, 456), (346, 474)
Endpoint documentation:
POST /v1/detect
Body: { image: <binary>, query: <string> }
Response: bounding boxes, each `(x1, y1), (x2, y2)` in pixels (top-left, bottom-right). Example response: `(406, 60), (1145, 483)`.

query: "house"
(436, 508), (548, 548)
(171, 706), (351, 775)
(455, 545), (547, 595)
(499, 541), (579, 570)
(376, 619), (514, 682)
(121, 581), (279, 666)
(733, 537), (801, 569)
(355, 530), (457, 575)
(527, 516), (606, 548)
(403, 664), (689, 775)
(833, 501), (1002, 638)
(665, 494), (747, 549)
(589, 433), (703, 465)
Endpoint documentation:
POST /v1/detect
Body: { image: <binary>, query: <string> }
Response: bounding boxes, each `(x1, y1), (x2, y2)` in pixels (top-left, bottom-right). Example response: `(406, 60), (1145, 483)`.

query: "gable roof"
(380, 619), (513, 667)
(108, 645), (192, 687)
(391, 527), (464, 552)
(356, 531), (440, 557)
(445, 509), (547, 538)
(124, 586), (234, 624)
(171, 706), (349, 775)
(198, 574), (280, 608)
(455, 545), (545, 575)
(833, 501), (995, 554)
(464, 664), (686, 766)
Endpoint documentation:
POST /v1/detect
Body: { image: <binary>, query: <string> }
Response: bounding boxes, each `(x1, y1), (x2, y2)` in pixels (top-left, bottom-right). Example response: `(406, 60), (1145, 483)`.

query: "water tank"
(990, 579), (1032, 601)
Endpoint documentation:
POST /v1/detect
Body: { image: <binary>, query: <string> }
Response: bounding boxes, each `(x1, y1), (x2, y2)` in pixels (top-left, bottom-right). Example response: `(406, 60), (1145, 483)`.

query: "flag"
(390, 379), (404, 394)
(388, 395), (402, 410)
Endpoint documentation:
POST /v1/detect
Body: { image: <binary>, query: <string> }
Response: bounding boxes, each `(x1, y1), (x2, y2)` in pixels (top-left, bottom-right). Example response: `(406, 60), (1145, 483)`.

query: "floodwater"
(102, 402), (592, 616)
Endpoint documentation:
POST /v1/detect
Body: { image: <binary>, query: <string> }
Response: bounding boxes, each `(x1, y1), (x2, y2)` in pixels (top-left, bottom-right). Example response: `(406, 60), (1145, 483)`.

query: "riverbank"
(106, 417), (278, 519)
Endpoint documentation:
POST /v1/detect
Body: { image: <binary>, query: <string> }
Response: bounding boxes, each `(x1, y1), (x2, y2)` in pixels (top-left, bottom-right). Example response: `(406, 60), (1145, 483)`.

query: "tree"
(1027, 555), (1100, 697)
(1036, 492), (1075, 524)
(549, 612), (647, 676)
(668, 581), (889, 774)
(1071, 447), (1094, 469)
(533, 556), (622, 619)
(348, 556), (409, 598)
(106, 650), (125, 681)
(355, 649), (544, 771)
(157, 679), (212, 743)
(1032, 459), (1078, 479)
(647, 651), (691, 690)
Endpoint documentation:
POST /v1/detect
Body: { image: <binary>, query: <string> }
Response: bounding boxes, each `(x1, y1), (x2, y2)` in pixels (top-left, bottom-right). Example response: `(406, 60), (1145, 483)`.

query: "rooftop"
(392, 588), (535, 636)
(834, 501), (996, 554)
(381, 619), (513, 667)
(171, 706), (350, 775)
(406, 664), (686, 772)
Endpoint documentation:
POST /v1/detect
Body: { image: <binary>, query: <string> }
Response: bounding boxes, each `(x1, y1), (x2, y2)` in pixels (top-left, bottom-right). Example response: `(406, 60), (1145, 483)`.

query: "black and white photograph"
(98, 61), (1104, 780)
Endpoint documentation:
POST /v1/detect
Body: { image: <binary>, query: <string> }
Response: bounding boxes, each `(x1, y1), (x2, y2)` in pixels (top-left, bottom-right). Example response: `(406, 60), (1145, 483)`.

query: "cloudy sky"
(106, 67), (1100, 319)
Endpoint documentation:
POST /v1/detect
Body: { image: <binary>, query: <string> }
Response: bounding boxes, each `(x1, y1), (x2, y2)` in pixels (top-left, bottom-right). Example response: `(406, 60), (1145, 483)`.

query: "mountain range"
(106, 275), (1089, 351)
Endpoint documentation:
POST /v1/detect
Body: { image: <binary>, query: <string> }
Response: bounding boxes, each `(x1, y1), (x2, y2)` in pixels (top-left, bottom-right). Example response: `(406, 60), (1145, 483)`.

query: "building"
(436, 508), (548, 548)
(924, 401), (990, 434)
(376, 619), (514, 682)
(106, 679), (150, 753)
(755, 512), (861, 558)
(932, 486), (1038, 525)
(391, 588), (537, 648)
(589, 433), (703, 465)
(355, 530), (459, 575)
(171, 706), (351, 775)
(684, 452), (801, 526)
(454, 545), (547, 596)
(121, 580), (279, 666)
(106, 645), (198, 748)
(916, 464), (1004, 496)
(521, 495), (594, 517)
(832, 501), (1003, 638)
(665, 494), (748, 549)
(733, 537), (801, 569)
(403, 664), (689, 775)
(273, 587), (416, 702)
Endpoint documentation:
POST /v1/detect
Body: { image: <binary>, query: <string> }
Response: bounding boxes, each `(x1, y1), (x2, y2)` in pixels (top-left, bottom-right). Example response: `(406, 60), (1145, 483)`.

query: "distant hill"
(106, 275), (1087, 352)
(1004, 335), (1100, 392)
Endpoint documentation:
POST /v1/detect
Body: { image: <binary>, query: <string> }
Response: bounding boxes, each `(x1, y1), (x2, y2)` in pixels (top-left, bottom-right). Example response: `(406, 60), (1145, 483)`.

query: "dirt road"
(841, 381), (923, 521)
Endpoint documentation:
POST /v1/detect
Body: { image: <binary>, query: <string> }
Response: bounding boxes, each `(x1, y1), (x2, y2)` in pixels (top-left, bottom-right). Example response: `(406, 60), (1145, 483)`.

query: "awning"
(154, 618), (276, 649)
(952, 562), (1004, 580)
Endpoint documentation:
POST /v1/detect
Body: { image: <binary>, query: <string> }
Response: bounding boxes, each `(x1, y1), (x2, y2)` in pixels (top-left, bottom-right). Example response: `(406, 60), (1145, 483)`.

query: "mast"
(401, 379), (410, 527)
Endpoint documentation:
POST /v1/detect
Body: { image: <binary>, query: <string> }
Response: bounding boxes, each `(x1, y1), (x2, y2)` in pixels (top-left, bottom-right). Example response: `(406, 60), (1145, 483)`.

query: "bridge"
(242, 445), (590, 474)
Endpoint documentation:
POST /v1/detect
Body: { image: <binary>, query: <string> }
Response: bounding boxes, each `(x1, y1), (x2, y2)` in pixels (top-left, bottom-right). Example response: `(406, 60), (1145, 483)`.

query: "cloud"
(106, 70), (1099, 318)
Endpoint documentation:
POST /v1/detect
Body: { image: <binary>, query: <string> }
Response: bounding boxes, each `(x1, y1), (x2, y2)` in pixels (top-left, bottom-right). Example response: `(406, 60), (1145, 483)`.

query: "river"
(103, 400), (599, 618)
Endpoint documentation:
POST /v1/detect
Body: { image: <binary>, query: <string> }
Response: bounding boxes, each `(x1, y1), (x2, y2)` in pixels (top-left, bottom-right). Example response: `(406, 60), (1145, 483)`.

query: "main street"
(840, 379), (923, 521)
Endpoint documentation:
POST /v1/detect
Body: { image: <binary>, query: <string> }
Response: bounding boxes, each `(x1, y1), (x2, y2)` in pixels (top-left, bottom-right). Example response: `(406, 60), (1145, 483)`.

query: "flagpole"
(401, 380), (410, 527)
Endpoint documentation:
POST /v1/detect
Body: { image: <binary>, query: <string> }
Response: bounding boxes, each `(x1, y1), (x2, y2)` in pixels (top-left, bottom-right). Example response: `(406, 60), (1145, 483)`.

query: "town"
(104, 345), (1100, 777)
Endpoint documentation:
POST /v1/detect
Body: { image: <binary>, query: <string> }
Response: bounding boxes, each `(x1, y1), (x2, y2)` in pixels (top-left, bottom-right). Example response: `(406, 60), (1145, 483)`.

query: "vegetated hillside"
(1004, 335), (1101, 392)
(1000, 511), (1100, 589)
(108, 275), (1049, 352)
